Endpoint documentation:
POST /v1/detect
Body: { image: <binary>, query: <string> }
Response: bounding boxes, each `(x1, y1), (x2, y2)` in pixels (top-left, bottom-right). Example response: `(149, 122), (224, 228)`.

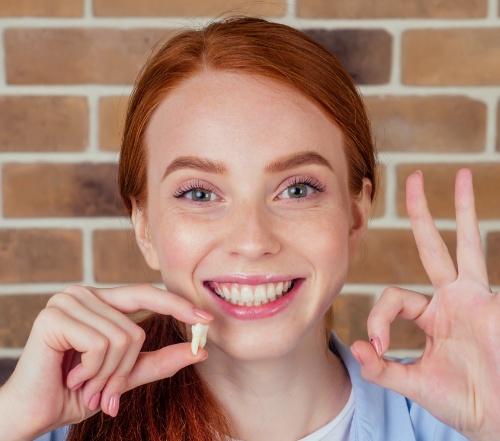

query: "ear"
(348, 178), (372, 260)
(131, 198), (160, 271)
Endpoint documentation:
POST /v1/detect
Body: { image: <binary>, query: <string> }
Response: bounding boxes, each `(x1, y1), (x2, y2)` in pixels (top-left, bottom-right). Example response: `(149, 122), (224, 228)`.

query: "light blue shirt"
(36, 335), (469, 441)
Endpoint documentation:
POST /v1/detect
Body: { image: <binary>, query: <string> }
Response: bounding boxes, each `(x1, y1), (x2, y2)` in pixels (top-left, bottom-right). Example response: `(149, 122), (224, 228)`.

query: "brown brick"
(94, 0), (286, 17)
(99, 96), (128, 152)
(304, 29), (391, 85)
(332, 294), (373, 344)
(487, 232), (500, 285)
(297, 0), (486, 18)
(93, 229), (162, 284)
(372, 166), (385, 218)
(366, 96), (486, 153)
(0, 0), (83, 17)
(3, 163), (125, 217)
(497, 100), (500, 152)
(347, 229), (457, 284)
(0, 229), (82, 283)
(397, 164), (500, 220)
(0, 96), (88, 152)
(403, 29), (500, 85)
(0, 294), (51, 347)
(5, 28), (167, 85)
(390, 317), (426, 350)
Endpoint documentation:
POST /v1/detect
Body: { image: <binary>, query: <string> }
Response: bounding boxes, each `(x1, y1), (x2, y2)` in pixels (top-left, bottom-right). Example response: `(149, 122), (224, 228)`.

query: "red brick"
(403, 29), (500, 85)
(0, 96), (88, 152)
(372, 166), (385, 218)
(5, 28), (167, 85)
(93, 230), (162, 284)
(3, 163), (125, 217)
(0, 0), (83, 17)
(0, 229), (82, 283)
(497, 100), (500, 152)
(366, 96), (486, 152)
(304, 29), (391, 85)
(297, 0), (486, 18)
(0, 294), (51, 347)
(487, 232), (500, 285)
(347, 229), (457, 284)
(99, 96), (128, 152)
(94, 0), (286, 17)
(397, 164), (500, 220)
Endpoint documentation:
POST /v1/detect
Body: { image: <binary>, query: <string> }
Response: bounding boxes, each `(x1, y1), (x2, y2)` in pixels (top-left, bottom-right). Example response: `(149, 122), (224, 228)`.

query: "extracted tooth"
(191, 323), (209, 355)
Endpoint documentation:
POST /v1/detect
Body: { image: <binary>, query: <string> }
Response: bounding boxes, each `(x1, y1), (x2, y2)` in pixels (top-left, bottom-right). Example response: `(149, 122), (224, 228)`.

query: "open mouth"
(204, 279), (297, 307)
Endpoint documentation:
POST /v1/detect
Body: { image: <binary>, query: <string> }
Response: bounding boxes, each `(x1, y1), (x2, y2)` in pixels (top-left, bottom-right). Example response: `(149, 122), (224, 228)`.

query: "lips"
(206, 279), (296, 307)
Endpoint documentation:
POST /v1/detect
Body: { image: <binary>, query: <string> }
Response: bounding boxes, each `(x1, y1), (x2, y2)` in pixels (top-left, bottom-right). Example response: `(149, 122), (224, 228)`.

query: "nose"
(222, 201), (281, 260)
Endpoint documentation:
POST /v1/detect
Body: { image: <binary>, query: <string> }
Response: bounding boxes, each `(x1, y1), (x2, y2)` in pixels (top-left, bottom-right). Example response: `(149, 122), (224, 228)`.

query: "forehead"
(145, 71), (345, 172)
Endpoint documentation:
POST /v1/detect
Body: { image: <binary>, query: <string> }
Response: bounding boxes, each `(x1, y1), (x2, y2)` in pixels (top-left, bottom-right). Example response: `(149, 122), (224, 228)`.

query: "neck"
(196, 328), (351, 441)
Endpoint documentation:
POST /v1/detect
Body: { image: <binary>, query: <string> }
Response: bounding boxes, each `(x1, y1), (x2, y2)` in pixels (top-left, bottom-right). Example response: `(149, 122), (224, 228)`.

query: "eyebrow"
(264, 151), (333, 174)
(162, 151), (333, 181)
(162, 156), (226, 180)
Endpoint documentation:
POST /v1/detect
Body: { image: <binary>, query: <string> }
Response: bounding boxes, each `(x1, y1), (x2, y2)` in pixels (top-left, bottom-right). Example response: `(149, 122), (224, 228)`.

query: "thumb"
(351, 340), (418, 400)
(125, 342), (207, 392)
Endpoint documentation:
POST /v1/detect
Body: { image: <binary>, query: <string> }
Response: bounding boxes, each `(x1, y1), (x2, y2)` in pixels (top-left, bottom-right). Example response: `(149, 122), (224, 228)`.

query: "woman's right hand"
(0, 284), (212, 441)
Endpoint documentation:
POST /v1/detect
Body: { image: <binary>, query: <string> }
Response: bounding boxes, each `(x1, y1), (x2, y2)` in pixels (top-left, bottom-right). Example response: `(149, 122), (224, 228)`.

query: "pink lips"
(204, 278), (303, 320)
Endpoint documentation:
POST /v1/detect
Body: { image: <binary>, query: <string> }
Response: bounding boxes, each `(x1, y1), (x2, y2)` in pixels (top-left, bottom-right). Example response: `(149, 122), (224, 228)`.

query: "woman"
(0, 17), (498, 441)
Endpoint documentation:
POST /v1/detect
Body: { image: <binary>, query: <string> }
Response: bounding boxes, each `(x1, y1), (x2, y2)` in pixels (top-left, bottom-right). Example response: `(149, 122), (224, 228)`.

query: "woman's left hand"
(351, 169), (500, 441)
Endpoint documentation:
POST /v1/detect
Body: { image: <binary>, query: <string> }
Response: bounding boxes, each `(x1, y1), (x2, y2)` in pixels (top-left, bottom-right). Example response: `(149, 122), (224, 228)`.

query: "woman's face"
(134, 71), (371, 361)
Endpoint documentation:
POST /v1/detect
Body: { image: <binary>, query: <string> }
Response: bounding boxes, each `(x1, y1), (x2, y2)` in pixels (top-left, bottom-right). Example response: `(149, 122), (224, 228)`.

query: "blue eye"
(279, 177), (326, 199)
(185, 188), (217, 202)
(281, 183), (314, 199)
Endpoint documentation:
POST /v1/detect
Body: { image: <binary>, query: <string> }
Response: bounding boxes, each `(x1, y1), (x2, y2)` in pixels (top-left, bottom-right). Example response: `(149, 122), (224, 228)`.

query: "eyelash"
(172, 180), (217, 199)
(282, 176), (326, 195)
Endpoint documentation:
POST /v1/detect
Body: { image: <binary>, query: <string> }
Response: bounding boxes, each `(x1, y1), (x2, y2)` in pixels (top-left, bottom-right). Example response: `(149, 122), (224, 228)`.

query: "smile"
(205, 280), (296, 307)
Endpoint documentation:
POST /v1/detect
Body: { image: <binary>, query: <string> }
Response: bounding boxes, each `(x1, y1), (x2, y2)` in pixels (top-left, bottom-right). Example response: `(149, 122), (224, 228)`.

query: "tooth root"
(191, 334), (201, 355)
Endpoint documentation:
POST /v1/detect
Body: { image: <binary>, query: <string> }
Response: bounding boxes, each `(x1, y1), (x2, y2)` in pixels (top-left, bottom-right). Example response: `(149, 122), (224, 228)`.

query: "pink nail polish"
(370, 337), (382, 357)
(88, 392), (101, 411)
(70, 381), (84, 391)
(108, 394), (120, 417)
(193, 307), (214, 321)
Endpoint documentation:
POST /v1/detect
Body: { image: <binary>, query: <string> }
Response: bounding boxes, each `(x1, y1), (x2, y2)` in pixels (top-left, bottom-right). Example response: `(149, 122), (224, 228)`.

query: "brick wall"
(1, 0), (500, 366)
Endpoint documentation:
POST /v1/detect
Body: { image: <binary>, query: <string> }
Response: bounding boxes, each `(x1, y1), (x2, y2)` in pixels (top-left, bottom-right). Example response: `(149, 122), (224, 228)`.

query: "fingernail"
(193, 307), (214, 321)
(108, 393), (120, 417)
(88, 392), (101, 411)
(70, 381), (84, 391)
(351, 348), (363, 366)
(370, 337), (382, 357)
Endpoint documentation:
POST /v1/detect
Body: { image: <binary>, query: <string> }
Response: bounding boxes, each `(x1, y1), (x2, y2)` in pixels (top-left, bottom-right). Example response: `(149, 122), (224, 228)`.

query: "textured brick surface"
(5, 28), (167, 85)
(403, 29), (500, 85)
(347, 229), (457, 284)
(0, 96), (88, 152)
(297, 0), (486, 18)
(333, 294), (373, 344)
(497, 100), (500, 151)
(3, 163), (125, 217)
(0, 229), (82, 283)
(304, 29), (391, 85)
(0, 294), (51, 347)
(0, 0), (83, 17)
(94, 0), (286, 17)
(93, 230), (163, 284)
(366, 96), (486, 152)
(372, 166), (385, 218)
(99, 96), (128, 151)
(397, 164), (500, 220)
(487, 232), (500, 285)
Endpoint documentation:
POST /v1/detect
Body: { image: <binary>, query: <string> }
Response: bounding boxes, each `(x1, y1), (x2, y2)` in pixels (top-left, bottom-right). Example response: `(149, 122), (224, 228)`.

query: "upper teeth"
(209, 280), (294, 306)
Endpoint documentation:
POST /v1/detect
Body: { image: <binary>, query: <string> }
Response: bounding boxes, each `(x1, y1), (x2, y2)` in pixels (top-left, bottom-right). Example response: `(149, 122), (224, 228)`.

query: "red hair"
(69, 16), (377, 441)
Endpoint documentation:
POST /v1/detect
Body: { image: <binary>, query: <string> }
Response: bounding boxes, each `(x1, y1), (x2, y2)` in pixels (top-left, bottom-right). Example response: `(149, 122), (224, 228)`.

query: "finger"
(125, 342), (208, 392)
(351, 339), (420, 401)
(66, 285), (213, 325)
(406, 171), (457, 289)
(455, 169), (489, 286)
(367, 286), (431, 355)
